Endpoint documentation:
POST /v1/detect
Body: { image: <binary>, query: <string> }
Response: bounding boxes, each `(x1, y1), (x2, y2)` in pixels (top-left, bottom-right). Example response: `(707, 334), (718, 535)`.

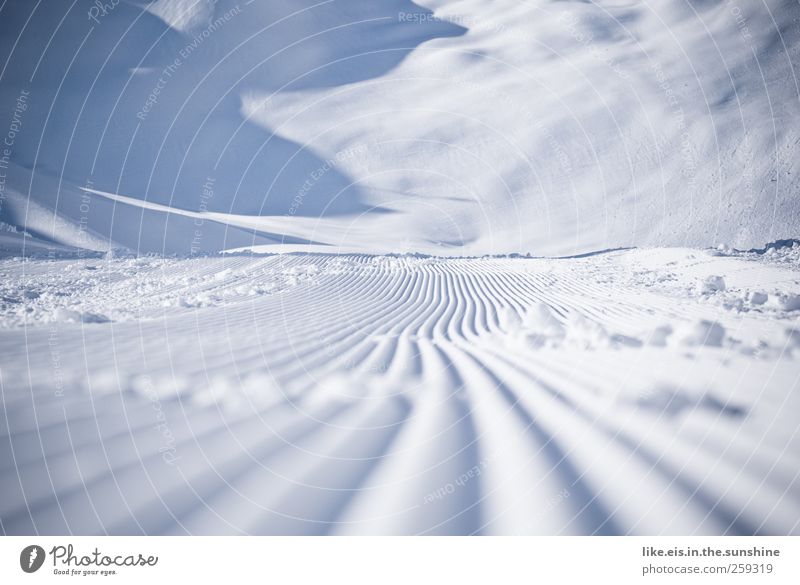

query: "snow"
(675, 319), (727, 348)
(0, 0), (798, 536)
(700, 275), (727, 294)
(0, 0), (799, 255)
(1, 247), (799, 535)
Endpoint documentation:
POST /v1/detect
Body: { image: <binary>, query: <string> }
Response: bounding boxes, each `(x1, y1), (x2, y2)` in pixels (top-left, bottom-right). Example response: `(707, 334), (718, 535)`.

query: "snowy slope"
(1, 246), (799, 534)
(1, 1), (799, 538)
(0, 0), (798, 255)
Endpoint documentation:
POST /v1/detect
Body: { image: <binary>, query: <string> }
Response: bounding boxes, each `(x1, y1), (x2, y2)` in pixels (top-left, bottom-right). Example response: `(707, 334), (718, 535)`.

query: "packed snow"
(0, 0), (799, 535)
(1, 244), (799, 534)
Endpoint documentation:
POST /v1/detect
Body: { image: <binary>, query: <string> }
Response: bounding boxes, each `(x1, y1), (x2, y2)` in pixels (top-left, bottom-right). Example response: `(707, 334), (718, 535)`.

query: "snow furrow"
(2, 249), (798, 535)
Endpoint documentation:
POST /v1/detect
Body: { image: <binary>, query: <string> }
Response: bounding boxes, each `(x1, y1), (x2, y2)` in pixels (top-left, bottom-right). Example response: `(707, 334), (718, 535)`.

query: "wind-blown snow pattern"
(0, 0), (799, 536)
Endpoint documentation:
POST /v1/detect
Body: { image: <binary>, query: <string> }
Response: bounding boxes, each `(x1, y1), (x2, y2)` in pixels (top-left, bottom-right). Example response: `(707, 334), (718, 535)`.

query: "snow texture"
(1, 246), (799, 534)
(0, 0), (798, 536)
(0, 0), (799, 255)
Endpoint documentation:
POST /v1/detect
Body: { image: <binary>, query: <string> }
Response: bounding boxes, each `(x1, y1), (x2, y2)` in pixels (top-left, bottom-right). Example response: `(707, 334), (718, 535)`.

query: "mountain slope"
(0, 0), (798, 254)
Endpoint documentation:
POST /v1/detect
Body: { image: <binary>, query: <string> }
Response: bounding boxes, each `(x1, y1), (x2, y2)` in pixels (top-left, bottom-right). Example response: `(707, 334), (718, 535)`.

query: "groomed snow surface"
(1, 0), (799, 255)
(1, 244), (799, 535)
(0, 0), (799, 536)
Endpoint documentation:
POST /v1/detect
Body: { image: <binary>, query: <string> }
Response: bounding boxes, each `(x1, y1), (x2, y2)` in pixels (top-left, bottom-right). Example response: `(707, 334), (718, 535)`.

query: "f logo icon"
(20, 545), (45, 573)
